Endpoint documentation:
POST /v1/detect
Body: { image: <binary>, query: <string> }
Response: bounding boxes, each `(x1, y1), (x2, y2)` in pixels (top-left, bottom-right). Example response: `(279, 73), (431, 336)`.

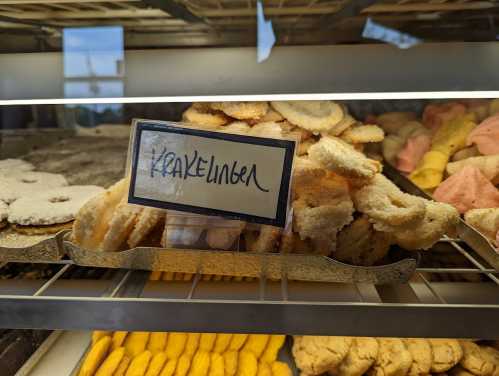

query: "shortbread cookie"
(293, 336), (352, 375)
(429, 339), (463, 373)
(248, 121), (283, 139)
(341, 125), (385, 144)
(0, 159), (34, 176)
(459, 341), (495, 376)
(309, 136), (381, 180)
(271, 101), (344, 133)
(182, 103), (229, 128)
(404, 339), (433, 376)
(333, 337), (379, 376)
(211, 101), (269, 120)
(368, 338), (413, 376)
(8, 185), (104, 226)
(12, 222), (73, 235)
(328, 114), (357, 136)
(260, 108), (285, 122)
(0, 172), (68, 204)
(481, 347), (499, 376)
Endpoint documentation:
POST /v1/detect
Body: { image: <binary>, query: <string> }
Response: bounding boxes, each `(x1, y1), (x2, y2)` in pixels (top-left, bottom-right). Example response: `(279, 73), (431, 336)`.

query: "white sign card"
(128, 119), (296, 227)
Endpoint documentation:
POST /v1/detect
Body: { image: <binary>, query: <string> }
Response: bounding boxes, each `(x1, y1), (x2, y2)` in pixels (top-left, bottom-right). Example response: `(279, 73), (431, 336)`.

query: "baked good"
(376, 112), (417, 134)
(429, 339), (463, 373)
(219, 121), (251, 135)
(0, 172), (68, 204)
(391, 199), (459, 250)
(446, 155), (499, 185)
(0, 201), (8, 230)
(292, 336), (352, 375)
(465, 208), (499, 244)
(467, 114), (499, 155)
(309, 136), (381, 180)
(459, 341), (495, 376)
(340, 125), (385, 144)
(292, 157), (326, 185)
(271, 101), (344, 133)
(353, 174), (426, 230)
(7, 185), (104, 234)
(100, 201), (142, 252)
(433, 166), (499, 214)
(245, 225), (281, 253)
(182, 103), (229, 128)
(0, 158), (34, 176)
(127, 208), (165, 248)
(367, 338), (413, 376)
(335, 216), (392, 266)
(72, 178), (129, 250)
(333, 337), (379, 376)
(404, 339), (433, 376)
(211, 102), (269, 120)
(480, 347), (499, 376)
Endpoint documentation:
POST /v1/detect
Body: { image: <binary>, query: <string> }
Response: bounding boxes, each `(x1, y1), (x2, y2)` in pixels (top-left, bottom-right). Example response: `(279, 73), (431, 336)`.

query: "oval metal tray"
(0, 228), (67, 262)
(64, 239), (418, 285)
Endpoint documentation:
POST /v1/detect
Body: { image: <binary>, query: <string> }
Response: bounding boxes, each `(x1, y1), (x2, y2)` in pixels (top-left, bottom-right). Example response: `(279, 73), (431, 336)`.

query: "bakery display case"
(1, 0), (499, 374)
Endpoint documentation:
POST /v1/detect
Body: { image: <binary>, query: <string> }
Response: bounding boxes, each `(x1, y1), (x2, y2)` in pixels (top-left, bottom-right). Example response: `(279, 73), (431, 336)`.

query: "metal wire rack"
(0, 236), (497, 338)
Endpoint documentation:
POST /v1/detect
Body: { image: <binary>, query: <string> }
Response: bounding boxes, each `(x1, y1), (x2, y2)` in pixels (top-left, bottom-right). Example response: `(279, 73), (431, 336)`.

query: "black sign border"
(128, 120), (296, 227)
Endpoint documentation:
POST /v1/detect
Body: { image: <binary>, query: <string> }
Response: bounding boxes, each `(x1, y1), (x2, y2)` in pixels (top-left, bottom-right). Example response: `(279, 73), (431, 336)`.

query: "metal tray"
(64, 238), (418, 284)
(0, 228), (67, 263)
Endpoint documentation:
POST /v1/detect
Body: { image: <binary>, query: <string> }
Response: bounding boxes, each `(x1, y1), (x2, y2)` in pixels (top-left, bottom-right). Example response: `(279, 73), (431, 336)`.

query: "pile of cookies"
(71, 101), (459, 266)
(0, 158), (104, 236)
(293, 336), (499, 376)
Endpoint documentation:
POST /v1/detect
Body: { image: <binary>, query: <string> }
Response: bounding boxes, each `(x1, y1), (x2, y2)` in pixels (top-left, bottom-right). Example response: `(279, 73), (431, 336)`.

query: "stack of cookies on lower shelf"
(293, 336), (499, 376)
(80, 331), (290, 376)
(71, 101), (460, 268)
(0, 158), (104, 239)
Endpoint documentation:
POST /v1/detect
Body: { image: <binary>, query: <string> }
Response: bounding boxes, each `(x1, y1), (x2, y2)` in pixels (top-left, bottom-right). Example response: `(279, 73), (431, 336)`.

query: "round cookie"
(0, 172), (68, 204)
(271, 101), (344, 133)
(0, 158), (34, 176)
(211, 101), (268, 120)
(293, 336), (353, 375)
(333, 337), (379, 376)
(481, 347), (499, 376)
(182, 103), (229, 128)
(368, 338), (413, 376)
(404, 339), (433, 376)
(459, 341), (495, 376)
(8, 185), (104, 226)
(429, 339), (463, 373)
(0, 201), (8, 229)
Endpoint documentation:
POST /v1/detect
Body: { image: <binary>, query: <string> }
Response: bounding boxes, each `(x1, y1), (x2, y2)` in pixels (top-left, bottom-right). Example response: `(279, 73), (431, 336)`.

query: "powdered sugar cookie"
(0, 201), (8, 229)
(0, 159), (34, 176)
(8, 185), (104, 227)
(0, 172), (68, 204)
(271, 101), (343, 133)
(211, 101), (268, 120)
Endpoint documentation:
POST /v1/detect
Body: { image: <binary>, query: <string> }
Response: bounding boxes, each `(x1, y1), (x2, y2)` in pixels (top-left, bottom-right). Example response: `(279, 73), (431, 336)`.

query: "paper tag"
(128, 120), (296, 227)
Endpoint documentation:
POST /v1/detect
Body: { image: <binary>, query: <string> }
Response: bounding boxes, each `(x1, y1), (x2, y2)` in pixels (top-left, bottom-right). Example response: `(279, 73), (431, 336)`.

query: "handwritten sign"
(128, 120), (295, 227)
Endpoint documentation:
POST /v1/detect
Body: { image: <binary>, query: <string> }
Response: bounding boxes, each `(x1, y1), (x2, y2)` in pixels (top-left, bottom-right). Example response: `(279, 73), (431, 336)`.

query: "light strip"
(0, 91), (498, 105)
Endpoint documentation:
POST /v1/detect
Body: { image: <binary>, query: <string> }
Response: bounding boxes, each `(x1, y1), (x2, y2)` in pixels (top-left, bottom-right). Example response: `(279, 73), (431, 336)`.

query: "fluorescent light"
(0, 91), (498, 105)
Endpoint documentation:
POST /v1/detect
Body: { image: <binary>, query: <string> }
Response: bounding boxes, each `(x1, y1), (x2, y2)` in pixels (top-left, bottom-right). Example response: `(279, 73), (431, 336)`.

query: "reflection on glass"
(63, 26), (125, 127)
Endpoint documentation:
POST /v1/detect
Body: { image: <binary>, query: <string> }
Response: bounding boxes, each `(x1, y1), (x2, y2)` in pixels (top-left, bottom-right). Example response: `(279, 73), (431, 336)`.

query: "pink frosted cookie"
(0, 172), (68, 204)
(466, 114), (499, 155)
(8, 185), (104, 226)
(433, 166), (499, 213)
